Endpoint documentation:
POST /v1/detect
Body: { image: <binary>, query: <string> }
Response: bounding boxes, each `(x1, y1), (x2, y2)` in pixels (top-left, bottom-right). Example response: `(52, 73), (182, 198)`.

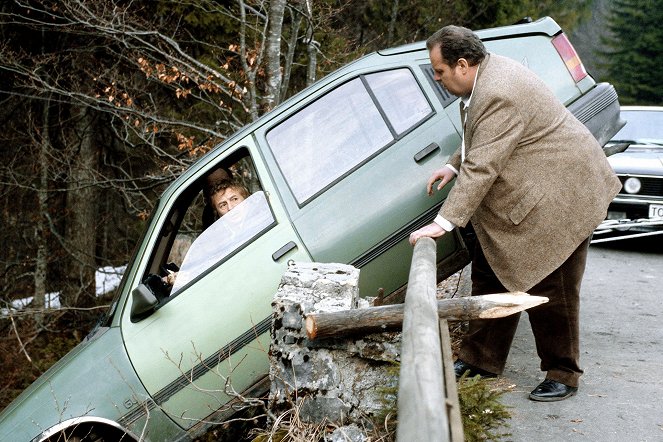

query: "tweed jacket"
(440, 54), (621, 292)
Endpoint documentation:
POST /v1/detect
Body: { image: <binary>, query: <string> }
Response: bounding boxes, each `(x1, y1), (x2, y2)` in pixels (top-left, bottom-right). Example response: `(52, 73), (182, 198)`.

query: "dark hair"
(426, 25), (487, 68)
(203, 166), (233, 198)
(202, 167), (234, 229)
(210, 178), (250, 200)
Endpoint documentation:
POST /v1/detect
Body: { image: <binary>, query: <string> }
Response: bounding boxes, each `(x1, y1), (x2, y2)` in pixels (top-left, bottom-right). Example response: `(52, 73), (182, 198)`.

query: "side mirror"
(130, 283), (158, 321)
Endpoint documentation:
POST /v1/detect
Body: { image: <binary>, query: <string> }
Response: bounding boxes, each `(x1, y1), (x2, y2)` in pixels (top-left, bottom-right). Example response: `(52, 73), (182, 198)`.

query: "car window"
(266, 68), (433, 204)
(170, 191), (273, 293)
(144, 148), (275, 298)
(364, 69), (433, 134)
(612, 110), (663, 145)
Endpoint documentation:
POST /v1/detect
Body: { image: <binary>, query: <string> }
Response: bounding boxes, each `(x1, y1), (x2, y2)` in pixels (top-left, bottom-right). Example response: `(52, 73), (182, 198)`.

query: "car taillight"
(552, 33), (588, 83)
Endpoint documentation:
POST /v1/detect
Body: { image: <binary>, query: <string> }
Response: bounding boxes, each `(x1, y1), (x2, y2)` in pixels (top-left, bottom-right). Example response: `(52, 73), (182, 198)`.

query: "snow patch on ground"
(1, 265), (126, 315)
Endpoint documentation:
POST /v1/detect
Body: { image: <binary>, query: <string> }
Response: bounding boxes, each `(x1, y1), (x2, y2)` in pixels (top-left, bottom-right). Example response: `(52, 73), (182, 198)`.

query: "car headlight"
(623, 177), (642, 194)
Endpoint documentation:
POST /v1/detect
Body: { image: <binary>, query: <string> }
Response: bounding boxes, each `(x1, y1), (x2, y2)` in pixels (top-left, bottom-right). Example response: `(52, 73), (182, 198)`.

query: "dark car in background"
(594, 106), (663, 242)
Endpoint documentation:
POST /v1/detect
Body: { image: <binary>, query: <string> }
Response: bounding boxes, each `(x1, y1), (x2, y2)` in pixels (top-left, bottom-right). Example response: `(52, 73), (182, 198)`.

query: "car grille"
(617, 175), (663, 196)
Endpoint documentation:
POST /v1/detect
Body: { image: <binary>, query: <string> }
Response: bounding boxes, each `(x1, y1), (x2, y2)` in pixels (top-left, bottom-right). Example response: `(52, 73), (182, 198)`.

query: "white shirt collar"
(461, 65), (480, 111)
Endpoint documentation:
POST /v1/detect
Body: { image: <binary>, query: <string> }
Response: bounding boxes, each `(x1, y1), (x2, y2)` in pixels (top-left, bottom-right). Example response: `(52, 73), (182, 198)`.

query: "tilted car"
(0, 17), (623, 441)
(596, 106), (663, 240)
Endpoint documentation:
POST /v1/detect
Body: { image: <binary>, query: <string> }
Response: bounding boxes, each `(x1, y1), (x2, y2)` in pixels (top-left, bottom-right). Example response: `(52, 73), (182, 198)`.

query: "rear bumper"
(568, 82), (625, 148)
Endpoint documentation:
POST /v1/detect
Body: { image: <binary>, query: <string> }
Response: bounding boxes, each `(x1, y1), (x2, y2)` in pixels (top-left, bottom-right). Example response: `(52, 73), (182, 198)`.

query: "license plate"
(649, 203), (663, 219)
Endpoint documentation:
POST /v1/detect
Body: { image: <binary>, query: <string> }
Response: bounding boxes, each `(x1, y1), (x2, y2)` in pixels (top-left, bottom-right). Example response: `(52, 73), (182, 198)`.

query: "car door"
(259, 64), (465, 298)
(120, 136), (310, 429)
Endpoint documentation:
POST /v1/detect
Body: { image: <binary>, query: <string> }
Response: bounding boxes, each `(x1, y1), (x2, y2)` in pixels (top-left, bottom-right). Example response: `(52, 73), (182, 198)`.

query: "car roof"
(378, 16), (561, 56)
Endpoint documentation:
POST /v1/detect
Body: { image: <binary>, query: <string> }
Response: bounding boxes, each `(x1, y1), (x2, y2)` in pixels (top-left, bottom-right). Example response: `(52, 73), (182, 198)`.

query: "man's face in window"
(212, 186), (247, 217)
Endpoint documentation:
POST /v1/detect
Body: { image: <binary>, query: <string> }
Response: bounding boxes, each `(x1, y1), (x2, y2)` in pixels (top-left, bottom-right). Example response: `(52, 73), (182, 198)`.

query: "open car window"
(142, 148), (275, 300)
(170, 191), (273, 293)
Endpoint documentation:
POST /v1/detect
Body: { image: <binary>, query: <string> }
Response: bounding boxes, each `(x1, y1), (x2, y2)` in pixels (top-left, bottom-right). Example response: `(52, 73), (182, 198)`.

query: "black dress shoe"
(529, 379), (578, 402)
(454, 359), (497, 379)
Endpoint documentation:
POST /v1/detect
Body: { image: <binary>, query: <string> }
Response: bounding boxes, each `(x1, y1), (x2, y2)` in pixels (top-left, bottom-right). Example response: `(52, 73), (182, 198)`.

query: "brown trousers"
(458, 236), (591, 387)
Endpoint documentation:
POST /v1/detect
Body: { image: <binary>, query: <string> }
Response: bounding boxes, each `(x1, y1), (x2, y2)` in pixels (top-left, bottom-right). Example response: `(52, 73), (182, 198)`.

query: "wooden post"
(396, 237), (448, 442)
(440, 319), (464, 442)
(305, 292), (548, 340)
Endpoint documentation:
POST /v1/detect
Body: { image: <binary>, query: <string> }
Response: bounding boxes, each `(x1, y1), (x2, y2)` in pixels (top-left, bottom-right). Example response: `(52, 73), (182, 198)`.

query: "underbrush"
(0, 309), (100, 411)
(240, 372), (510, 442)
(240, 319), (511, 442)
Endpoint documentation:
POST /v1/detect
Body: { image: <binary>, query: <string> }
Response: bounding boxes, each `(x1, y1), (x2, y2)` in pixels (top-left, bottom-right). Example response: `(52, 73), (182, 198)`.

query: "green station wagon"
(0, 17), (623, 441)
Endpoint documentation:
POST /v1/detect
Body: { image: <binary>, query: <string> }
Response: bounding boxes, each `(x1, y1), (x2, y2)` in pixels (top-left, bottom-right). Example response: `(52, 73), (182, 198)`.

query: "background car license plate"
(649, 203), (663, 219)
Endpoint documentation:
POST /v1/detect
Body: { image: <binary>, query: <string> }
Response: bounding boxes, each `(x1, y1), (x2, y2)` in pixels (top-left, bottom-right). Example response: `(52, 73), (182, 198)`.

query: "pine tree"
(600, 0), (663, 104)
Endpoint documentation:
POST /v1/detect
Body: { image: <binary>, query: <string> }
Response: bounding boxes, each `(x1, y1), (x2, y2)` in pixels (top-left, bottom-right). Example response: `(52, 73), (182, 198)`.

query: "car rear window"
(267, 68), (433, 204)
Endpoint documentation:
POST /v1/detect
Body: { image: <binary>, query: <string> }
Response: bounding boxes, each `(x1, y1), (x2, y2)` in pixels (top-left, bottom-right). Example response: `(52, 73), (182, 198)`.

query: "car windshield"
(611, 109), (663, 145)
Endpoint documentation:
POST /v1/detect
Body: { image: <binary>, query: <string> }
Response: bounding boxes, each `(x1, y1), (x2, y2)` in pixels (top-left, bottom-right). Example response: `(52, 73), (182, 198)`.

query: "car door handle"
(272, 241), (298, 261)
(413, 143), (440, 163)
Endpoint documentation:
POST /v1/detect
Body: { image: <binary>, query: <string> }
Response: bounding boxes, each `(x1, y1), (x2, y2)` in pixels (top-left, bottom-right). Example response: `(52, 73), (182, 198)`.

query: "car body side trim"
(568, 82), (624, 146)
(569, 82), (618, 124)
(117, 398), (158, 428)
(118, 317), (272, 428)
(152, 316), (272, 406)
(612, 196), (662, 205)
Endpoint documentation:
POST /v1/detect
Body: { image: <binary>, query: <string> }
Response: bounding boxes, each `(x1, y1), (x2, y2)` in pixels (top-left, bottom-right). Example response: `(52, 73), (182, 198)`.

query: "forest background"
(1, 0), (661, 412)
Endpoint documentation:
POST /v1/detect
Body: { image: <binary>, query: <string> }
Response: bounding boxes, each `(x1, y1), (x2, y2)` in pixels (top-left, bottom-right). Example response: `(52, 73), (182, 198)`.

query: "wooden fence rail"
(396, 237), (455, 442)
(394, 239), (546, 441)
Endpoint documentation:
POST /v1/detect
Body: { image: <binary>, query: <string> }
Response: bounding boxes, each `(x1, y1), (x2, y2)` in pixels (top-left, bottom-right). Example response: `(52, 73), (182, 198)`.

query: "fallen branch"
(305, 292), (548, 340)
(9, 315), (33, 363)
(1, 305), (111, 320)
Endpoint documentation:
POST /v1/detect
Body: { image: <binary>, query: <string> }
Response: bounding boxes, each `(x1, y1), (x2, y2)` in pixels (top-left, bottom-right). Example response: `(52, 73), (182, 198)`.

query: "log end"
(305, 315), (317, 340)
(478, 293), (549, 319)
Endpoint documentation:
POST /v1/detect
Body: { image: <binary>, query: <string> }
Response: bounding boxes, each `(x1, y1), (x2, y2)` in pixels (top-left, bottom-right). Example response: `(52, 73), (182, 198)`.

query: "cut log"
(305, 292), (547, 340)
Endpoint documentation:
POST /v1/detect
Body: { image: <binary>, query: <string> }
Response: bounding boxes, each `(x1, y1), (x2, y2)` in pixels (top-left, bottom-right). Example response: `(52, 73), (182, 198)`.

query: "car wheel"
(46, 423), (135, 442)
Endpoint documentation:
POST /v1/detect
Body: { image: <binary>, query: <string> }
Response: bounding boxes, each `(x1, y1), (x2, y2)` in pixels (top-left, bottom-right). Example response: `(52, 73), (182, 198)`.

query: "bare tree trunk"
(306, 39), (317, 87)
(239, 0), (260, 121)
(61, 105), (98, 307)
(279, 4), (303, 102)
(387, 0), (399, 46)
(33, 28), (51, 324)
(263, 0), (287, 111)
(303, 1), (317, 87)
(33, 100), (50, 322)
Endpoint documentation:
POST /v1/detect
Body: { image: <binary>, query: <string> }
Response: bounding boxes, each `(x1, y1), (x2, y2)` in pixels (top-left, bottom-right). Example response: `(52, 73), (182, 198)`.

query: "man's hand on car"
(427, 166), (456, 195)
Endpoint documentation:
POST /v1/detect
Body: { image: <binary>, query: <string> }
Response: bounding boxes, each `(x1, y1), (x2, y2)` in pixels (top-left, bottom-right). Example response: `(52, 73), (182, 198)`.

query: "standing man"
(409, 25), (621, 401)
